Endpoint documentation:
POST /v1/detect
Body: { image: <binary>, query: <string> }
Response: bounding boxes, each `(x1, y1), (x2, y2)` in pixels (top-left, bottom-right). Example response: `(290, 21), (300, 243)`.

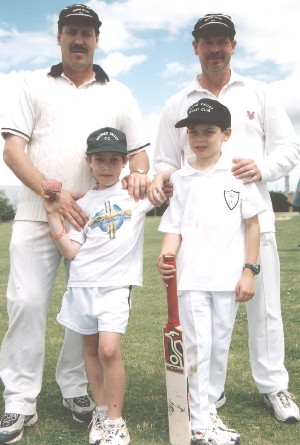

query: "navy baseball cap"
(175, 99), (231, 129)
(58, 4), (102, 30)
(192, 14), (236, 39)
(86, 127), (127, 155)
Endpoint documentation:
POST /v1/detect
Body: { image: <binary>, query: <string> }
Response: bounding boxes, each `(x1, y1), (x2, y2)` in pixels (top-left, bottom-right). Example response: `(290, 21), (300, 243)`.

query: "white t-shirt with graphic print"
(67, 181), (153, 288)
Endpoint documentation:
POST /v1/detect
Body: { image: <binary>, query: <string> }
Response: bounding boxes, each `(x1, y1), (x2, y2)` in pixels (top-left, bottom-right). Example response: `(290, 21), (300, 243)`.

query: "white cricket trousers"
(246, 232), (289, 393)
(0, 221), (87, 415)
(179, 290), (238, 431)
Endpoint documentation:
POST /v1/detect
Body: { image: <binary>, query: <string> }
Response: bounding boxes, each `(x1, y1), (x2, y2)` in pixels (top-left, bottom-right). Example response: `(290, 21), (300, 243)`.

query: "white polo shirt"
(154, 71), (300, 233)
(67, 182), (153, 288)
(1, 64), (149, 222)
(158, 159), (266, 291)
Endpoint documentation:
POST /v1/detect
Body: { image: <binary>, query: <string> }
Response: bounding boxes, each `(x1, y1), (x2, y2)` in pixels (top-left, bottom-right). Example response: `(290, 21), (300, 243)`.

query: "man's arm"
(153, 103), (183, 175)
(232, 88), (300, 184)
(122, 150), (151, 201)
(3, 133), (87, 230)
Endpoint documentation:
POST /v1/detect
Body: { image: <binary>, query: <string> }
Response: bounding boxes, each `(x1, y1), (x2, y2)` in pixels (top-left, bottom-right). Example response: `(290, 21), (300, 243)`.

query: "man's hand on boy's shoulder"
(231, 157), (262, 184)
(122, 171), (151, 201)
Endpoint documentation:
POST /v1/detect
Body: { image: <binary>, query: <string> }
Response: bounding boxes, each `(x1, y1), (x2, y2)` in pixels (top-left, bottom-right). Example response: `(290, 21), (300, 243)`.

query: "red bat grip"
(164, 254), (180, 328)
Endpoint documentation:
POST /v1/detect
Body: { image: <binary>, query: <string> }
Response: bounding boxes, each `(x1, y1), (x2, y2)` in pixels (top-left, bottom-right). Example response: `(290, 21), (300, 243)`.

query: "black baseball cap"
(58, 4), (102, 30)
(175, 99), (231, 129)
(86, 127), (127, 155)
(192, 14), (236, 39)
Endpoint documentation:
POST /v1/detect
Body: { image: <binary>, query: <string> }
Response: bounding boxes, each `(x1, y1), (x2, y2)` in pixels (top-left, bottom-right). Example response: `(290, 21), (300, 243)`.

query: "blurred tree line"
(0, 190), (15, 222)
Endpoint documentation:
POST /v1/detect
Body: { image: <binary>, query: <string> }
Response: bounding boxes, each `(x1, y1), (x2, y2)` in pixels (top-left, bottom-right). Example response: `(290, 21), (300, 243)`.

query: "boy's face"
(86, 152), (128, 190)
(187, 123), (231, 160)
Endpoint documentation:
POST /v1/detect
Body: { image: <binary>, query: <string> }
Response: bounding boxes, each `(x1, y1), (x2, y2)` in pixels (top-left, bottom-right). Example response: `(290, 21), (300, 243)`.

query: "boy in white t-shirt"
(154, 99), (266, 445)
(44, 127), (153, 445)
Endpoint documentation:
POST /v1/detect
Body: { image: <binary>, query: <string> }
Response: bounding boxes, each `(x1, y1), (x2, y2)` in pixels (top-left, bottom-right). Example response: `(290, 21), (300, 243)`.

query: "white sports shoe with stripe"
(263, 390), (300, 423)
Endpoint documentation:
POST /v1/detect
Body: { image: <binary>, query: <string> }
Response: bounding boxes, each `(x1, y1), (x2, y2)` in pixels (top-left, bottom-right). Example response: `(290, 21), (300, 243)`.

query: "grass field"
(0, 214), (299, 445)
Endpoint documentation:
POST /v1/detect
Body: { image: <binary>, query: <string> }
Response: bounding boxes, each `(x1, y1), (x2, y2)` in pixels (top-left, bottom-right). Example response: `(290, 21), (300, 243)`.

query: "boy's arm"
(44, 198), (82, 260)
(148, 167), (177, 206)
(157, 232), (181, 286)
(235, 215), (260, 302)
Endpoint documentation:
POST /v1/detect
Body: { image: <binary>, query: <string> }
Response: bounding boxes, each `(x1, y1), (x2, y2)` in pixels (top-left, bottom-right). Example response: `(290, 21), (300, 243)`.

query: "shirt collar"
(48, 63), (110, 82)
(186, 69), (245, 97)
(179, 155), (230, 176)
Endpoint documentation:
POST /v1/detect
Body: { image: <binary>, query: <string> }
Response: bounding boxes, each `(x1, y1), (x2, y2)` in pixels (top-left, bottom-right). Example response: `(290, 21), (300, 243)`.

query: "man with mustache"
(151, 13), (300, 433)
(0, 4), (150, 443)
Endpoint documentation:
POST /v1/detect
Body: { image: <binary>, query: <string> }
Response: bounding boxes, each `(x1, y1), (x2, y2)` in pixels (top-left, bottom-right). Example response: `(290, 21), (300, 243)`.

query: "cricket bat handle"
(163, 254), (180, 328)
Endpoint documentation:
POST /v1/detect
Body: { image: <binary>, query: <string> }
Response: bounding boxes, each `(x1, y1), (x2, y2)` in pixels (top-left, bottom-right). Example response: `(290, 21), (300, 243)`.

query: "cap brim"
(175, 117), (216, 128)
(175, 117), (229, 128)
(86, 147), (127, 154)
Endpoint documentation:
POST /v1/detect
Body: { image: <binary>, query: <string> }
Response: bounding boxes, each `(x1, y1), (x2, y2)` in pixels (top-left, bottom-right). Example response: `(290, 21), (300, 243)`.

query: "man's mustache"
(70, 44), (87, 52)
(207, 53), (223, 60)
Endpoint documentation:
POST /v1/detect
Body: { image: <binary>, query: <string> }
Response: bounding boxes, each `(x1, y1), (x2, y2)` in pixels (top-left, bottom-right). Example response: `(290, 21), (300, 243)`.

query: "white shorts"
(57, 286), (132, 335)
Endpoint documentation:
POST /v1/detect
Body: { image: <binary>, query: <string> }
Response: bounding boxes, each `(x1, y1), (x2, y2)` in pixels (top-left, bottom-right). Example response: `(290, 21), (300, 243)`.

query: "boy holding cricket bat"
(155, 99), (266, 445)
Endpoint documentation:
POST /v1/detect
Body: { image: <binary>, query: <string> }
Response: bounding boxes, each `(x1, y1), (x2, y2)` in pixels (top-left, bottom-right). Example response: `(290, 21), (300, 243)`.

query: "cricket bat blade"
(163, 254), (191, 445)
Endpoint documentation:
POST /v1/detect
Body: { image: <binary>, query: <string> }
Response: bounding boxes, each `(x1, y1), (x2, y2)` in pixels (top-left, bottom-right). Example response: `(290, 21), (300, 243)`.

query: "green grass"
(0, 214), (300, 445)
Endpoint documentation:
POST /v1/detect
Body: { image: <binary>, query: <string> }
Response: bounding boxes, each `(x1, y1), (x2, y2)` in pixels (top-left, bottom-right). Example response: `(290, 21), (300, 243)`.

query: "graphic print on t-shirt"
(87, 201), (132, 239)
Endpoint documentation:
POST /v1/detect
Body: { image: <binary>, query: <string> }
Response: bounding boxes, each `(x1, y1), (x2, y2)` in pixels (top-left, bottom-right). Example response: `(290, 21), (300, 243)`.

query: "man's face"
(57, 23), (99, 72)
(192, 31), (236, 74)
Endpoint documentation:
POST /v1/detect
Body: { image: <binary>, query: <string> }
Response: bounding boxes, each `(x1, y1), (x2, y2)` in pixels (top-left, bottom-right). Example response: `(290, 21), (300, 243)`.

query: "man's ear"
(192, 40), (199, 55)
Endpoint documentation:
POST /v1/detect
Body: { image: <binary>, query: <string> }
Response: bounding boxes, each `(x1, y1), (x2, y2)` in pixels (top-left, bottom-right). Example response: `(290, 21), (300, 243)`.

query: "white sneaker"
(89, 408), (107, 444)
(101, 418), (130, 445)
(215, 392), (226, 409)
(263, 390), (300, 423)
(191, 430), (210, 444)
(0, 413), (38, 444)
(210, 414), (240, 443)
(63, 395), (95, 422)
(207, 426), (240, 445)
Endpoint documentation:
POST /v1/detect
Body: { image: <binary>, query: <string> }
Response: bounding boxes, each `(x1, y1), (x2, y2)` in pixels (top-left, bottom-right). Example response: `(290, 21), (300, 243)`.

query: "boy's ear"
(86, 155), (92, 166)
(223, 128), (232, 141)
(123, 156), (129, 167)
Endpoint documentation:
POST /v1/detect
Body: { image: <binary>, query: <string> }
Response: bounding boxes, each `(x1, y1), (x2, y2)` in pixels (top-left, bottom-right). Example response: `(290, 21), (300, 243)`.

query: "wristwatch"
(243, 263), (260, 275)
(131, 169), (146, 174)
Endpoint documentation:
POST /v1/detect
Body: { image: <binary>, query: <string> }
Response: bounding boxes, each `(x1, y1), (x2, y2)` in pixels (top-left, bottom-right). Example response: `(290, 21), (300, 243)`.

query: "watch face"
(244, 263), (260, 274)
(253, 265), (260, 274)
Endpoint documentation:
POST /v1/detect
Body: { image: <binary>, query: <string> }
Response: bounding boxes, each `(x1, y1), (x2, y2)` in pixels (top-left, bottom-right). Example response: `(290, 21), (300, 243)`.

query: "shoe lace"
(73, 396), (90, 407)
(277, 391), (293, 408)
(1, 413), (20, 427)
(211, 414), (230, 430)
(103, 422), (126, 442)
(89, 411), (106, 430)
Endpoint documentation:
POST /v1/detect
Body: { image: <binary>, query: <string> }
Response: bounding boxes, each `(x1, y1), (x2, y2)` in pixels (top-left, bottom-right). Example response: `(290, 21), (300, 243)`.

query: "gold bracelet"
(40, 190), (46, 199)
(51, 226), (67, 240)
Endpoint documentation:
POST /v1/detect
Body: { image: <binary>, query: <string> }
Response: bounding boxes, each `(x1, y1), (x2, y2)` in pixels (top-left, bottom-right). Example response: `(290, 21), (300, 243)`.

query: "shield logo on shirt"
(224, 190), (239, 210)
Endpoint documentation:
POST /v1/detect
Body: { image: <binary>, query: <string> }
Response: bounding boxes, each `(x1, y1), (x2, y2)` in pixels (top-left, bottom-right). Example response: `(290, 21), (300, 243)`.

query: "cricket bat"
(163, 254), (191, 445)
